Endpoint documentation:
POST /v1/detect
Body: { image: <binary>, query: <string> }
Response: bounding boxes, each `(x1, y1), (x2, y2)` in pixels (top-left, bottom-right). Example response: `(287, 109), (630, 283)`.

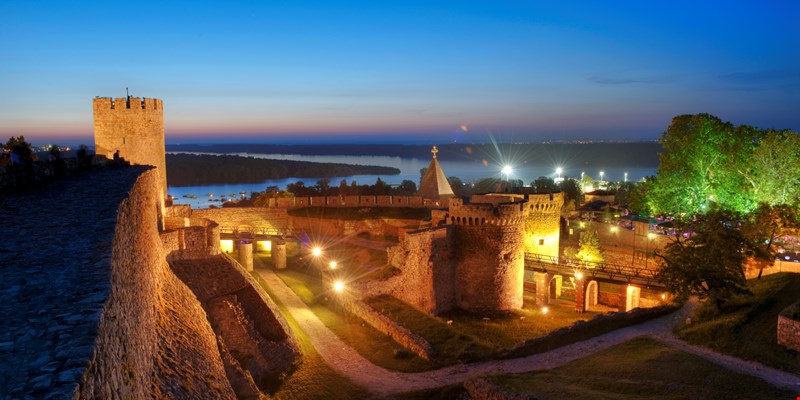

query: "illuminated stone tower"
(93, 96), (166, 195)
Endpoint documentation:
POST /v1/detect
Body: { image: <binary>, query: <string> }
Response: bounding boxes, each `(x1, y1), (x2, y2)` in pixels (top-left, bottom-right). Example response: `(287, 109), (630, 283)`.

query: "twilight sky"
(1, 1), (798, 145)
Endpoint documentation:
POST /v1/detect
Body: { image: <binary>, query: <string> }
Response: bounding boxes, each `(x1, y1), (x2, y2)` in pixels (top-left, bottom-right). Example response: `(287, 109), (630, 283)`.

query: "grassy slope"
(678, 272), (800, 373)
(274, 268), (432, 372)
(488, 337), (795, 400)
(251, 273), (370, 400)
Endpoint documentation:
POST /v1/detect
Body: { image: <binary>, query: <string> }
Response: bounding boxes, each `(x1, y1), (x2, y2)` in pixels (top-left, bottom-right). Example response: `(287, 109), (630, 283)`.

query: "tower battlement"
(94, 97), (162, 111)
(525, 192), (563, 214)
(448, 196), (529, 226)
(93, 96), (166, 197)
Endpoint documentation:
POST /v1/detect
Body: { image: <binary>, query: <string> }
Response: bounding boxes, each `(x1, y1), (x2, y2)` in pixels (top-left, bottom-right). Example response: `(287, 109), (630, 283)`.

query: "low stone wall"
(344, 300), (435, 361)
(777, 302), (800, 352)
(745, 260), (800, 279)
(464, 378), (534, 400)
(256, 194), (451, 209)
(289, 215), (419, 238)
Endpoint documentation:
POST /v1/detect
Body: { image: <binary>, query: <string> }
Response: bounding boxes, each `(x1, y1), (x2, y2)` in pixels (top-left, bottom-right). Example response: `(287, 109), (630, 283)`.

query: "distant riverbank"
(166, 153), (400, 186)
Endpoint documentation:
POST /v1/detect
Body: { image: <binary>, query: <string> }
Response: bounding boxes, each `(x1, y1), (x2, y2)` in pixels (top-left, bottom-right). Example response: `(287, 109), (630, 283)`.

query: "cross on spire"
(431, 145), (438, 159)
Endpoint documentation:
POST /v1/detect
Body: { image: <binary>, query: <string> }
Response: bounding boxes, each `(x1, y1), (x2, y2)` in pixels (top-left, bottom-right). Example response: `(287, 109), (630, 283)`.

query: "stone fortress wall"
(75, 168), (236, 399)
(93, 97), (167, 195)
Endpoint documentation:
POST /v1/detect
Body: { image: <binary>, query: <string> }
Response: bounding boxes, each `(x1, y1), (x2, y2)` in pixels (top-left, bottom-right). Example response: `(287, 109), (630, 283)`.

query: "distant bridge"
(524, 253), (664, 288)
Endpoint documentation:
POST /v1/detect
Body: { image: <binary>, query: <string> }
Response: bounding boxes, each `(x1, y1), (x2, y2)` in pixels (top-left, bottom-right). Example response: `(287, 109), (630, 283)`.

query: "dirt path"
(256, 267), (800, 397)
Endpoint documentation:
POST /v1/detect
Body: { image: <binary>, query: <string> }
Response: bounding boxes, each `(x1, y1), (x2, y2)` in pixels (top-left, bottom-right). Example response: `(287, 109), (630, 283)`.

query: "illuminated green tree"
(649, 114), (743, 216)
(656, 210), (751, 310)
(748, 130), (800, 207)
(576, 227), (604, 265)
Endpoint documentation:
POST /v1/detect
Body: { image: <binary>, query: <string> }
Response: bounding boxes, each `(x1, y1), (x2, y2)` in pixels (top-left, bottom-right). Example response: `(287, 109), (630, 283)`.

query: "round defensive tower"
(449, 197), (528, 311)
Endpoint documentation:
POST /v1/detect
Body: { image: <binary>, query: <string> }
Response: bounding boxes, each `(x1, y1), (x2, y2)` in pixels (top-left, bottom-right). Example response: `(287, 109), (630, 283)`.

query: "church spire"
(417, 146), (455, 200)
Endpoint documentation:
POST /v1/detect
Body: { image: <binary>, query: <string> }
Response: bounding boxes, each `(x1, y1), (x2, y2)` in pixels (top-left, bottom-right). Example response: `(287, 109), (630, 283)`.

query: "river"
(167, 152), (657, 208)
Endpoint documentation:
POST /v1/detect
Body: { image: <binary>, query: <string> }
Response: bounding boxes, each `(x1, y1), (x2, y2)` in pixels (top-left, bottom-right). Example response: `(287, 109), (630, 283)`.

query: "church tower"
(417, 146), (454, 200)
(93, 95), (166, 196)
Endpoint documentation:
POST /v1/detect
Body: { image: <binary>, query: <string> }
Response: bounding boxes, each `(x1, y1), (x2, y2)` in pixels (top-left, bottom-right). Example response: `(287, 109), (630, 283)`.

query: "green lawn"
(488, 337), (796, 400)
(677, 272), (800, 373)
(392, 337), (796, 400)
(250, 273), (370, 400)
(272, 267), (432, 372)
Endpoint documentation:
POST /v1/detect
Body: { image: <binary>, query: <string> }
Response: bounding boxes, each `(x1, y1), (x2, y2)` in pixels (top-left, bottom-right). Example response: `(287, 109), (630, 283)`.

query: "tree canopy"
(645, 114), (800, 217)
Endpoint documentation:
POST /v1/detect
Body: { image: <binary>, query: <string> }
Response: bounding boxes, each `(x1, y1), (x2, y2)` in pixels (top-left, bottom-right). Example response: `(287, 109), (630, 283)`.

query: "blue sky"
(1, 1), (798, 145)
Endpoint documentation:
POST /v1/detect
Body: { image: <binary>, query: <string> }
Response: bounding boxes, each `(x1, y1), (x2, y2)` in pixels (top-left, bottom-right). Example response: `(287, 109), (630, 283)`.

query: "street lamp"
(624, 172), (628, 182)
(555, 167), (564, 183)
(502, 165), (512, 179)
(599, 171), (605, 181)
(333, 280), (345, 293)
(329, 261), (337, 270)
(312, 247), (322, 257)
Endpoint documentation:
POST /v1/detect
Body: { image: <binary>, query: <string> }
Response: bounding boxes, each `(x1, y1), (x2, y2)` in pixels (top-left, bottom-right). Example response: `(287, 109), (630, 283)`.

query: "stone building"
(93, 95), (167, 196)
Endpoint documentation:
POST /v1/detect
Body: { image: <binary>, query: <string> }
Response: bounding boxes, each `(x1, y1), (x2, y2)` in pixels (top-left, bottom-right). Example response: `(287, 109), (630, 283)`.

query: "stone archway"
(585, 280), (599, 311)
(625, 285), (641, 311)
(548, 275), (563, 304)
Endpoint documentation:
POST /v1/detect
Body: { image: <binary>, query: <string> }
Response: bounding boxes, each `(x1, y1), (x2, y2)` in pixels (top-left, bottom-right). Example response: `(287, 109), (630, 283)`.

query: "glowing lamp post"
(555, 167), (564, 183)
(502, 165), (512, 180)
(312, 247), (322, 257)
(599, 171), (604, 182)
(624, 172), (628, 182)
(333, 280), (345, 293)
(329, 261), (337, 270)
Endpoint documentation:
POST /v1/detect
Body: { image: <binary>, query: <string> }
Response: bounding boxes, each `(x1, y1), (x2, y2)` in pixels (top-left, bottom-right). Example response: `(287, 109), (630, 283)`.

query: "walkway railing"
(524, 253), (664, 287)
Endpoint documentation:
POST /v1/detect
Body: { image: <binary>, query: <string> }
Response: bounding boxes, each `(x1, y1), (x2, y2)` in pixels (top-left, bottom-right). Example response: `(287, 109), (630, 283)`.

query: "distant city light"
(333, 280), (345, 292)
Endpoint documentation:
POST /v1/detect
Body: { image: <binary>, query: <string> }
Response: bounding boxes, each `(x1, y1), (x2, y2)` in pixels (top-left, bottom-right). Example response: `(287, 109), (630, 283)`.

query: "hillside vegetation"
(166, 153), (400, 186)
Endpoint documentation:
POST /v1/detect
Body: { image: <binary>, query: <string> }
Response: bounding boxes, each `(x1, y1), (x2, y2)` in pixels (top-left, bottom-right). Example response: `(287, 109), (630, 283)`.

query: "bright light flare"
(312, 247), (322, 257)
(333, 281), (345, 292)
(575, 272), (583, 280)
(502, 165), (513, 175)
(541, 306), (549, 314)
(329, 261), (337, 269)
(556, 167), (563, 175)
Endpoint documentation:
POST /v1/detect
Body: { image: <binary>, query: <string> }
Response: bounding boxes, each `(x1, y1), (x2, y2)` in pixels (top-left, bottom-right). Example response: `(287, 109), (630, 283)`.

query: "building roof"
(417, 146), (454, 199)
